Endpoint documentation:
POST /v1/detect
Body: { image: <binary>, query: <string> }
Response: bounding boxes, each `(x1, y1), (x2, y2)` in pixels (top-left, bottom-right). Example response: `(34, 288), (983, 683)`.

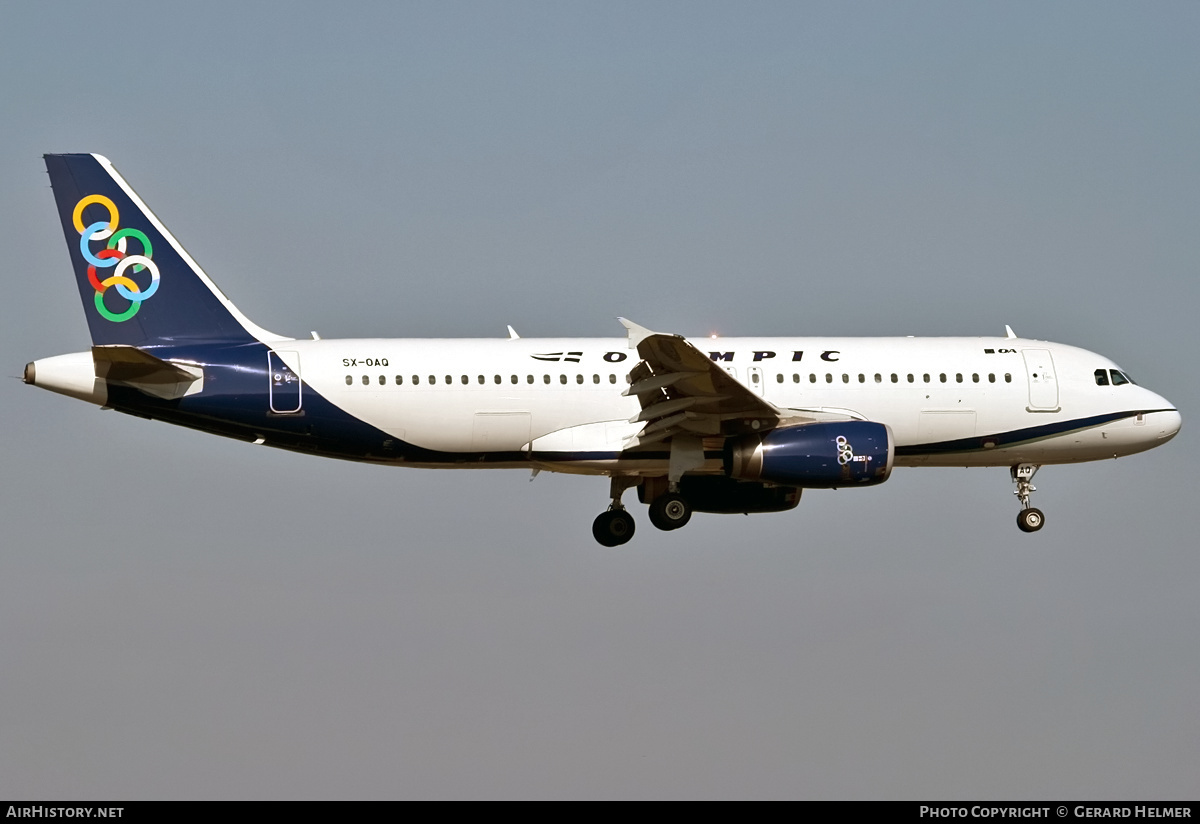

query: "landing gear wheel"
(1017, 508), (1045, 533)
(593, 510), (635, 546)
(648, 492), (692, 531)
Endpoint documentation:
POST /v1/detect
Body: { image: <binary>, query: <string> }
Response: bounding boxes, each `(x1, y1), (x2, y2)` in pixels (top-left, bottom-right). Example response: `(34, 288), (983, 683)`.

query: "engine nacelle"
(725, 421), (894, 488)
(639, 476), (802, 514)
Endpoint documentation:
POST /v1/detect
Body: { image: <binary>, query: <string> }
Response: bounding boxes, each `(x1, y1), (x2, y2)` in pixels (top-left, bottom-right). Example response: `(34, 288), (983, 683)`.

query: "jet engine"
(725, 421), (894, 488)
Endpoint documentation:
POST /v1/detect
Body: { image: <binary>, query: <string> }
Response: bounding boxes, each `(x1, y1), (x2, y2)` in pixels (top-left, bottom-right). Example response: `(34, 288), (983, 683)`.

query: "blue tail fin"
(44, 153), (286, 347)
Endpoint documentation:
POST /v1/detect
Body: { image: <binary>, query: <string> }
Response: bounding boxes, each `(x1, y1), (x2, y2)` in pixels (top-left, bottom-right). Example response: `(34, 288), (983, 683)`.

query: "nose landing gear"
(1017, 507), (1045, 532)
(1011, 463), (1045, 533)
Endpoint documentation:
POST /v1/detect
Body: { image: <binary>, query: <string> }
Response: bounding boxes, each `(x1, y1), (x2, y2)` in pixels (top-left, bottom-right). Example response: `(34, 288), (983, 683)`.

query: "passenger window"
(1004, 373), (1012, 383)
(810, 374), (817, 383)
(528, 375), (534, 384)
(445, 375), (452, 385)
(576, 374), (584, 384)
(939, 373), (947, 383)
(826, 374), (833, 383)
(874, 374), (882, 383)
(559, 374), (567, 385)
(345, 375), (352, 385)
(857, 374), (865, 383)
(609, 375), (617, 384)
(923, 374), (930, 383)
(776, 374), (783, 383)
(841, 374), (849, 383)
(511, 375), (518, 384)
(361, 375), (369, 386)
(430, 375), (437, 384)
(972, 373), (979, 383)
(494, 375), (502, 384)
(955, 373), (963, 383)
(1095, 369), (1110, 386)
(378, 375), (385, 385)
(907, 374), (914, 383)
(1110, 370), (1129, 386)
(544, 375), (551, 384)
(891, 374), (898, 383)
(752, 373), (760, 384)
(461, 375), (469, 385)
(593, 374), (600, 384)
(988, 374), (995, 383)
(395, 375), (403, 385)
(793, 374), (800, 383)
(413, 375), (420, 385)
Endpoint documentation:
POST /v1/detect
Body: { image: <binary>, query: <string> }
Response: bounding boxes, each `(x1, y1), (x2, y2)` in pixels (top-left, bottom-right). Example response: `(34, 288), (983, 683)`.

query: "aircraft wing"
(619, 319), (780, 448)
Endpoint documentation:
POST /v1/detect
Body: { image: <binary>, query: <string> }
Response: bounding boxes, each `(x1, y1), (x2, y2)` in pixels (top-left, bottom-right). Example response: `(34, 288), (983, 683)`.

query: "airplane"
(25, 154), (1182, 546)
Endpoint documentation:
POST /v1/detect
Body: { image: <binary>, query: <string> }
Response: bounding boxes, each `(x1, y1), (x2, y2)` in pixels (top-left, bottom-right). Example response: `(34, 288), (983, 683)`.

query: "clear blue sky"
(2, 1), (1197, 798)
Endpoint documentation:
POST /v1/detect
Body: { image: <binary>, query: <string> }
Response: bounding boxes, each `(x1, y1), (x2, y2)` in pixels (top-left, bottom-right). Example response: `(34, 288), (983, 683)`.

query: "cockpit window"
(1098, 368), (1136, 386)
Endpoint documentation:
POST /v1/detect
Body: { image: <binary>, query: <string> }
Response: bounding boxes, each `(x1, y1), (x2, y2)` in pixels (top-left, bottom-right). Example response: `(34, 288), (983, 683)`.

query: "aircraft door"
(269, 351), (302, 413)
(1022, 349), (1059, 411)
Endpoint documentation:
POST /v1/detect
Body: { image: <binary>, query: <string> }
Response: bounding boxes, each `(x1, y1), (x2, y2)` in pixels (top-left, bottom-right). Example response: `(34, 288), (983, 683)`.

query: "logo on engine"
(836, 435), (871, 465)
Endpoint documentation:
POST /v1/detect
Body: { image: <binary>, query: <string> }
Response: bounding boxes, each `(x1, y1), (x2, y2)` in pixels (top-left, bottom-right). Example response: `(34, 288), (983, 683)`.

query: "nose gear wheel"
(1010, 464), (1045, 533)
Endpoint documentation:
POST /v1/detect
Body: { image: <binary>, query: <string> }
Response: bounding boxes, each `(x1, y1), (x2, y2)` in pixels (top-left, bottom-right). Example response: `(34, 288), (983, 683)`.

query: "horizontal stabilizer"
(93, 345), (203, 400)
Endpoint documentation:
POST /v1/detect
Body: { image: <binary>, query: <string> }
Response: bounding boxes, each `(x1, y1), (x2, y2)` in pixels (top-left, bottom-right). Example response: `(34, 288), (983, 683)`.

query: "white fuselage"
(271, 334), (1180, 474)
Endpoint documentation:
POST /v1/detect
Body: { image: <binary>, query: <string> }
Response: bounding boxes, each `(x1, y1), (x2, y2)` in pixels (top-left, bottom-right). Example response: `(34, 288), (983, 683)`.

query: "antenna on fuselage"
(1005, 325), (1017, 339)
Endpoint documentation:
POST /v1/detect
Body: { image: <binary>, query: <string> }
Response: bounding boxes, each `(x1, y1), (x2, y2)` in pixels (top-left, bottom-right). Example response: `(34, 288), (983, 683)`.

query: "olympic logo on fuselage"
(73, 194), (158, 323)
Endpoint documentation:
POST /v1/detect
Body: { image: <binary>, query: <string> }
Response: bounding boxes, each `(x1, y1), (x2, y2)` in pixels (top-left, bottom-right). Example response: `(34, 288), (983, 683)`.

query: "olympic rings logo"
(836, 435), (854, 465)
(73, 194), (158, 323)
(835, 435), (871, 465)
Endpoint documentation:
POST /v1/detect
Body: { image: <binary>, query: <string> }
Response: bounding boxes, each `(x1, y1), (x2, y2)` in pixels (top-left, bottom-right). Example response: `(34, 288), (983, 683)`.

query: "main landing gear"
(1011, 463), (1045, 533)
(648, 491), (691, 531)
(592, 476), (638, 547)
(592, 509), (636, 547)
(591, 477), (696, 546)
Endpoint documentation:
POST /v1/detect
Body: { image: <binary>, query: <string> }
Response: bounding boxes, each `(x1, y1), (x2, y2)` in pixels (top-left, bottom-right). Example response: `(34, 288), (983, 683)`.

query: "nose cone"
(1140, 384), (1182, 443)
(1156, 408), (1182, 442)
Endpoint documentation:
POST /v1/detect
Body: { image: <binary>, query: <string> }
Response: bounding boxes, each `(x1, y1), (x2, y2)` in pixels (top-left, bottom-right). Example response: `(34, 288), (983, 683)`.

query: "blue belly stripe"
(895, 409), (1175, 456)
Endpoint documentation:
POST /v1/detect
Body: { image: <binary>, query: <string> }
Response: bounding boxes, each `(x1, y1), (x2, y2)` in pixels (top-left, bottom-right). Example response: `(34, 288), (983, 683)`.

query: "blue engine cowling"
(724, 421), (894, 488)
